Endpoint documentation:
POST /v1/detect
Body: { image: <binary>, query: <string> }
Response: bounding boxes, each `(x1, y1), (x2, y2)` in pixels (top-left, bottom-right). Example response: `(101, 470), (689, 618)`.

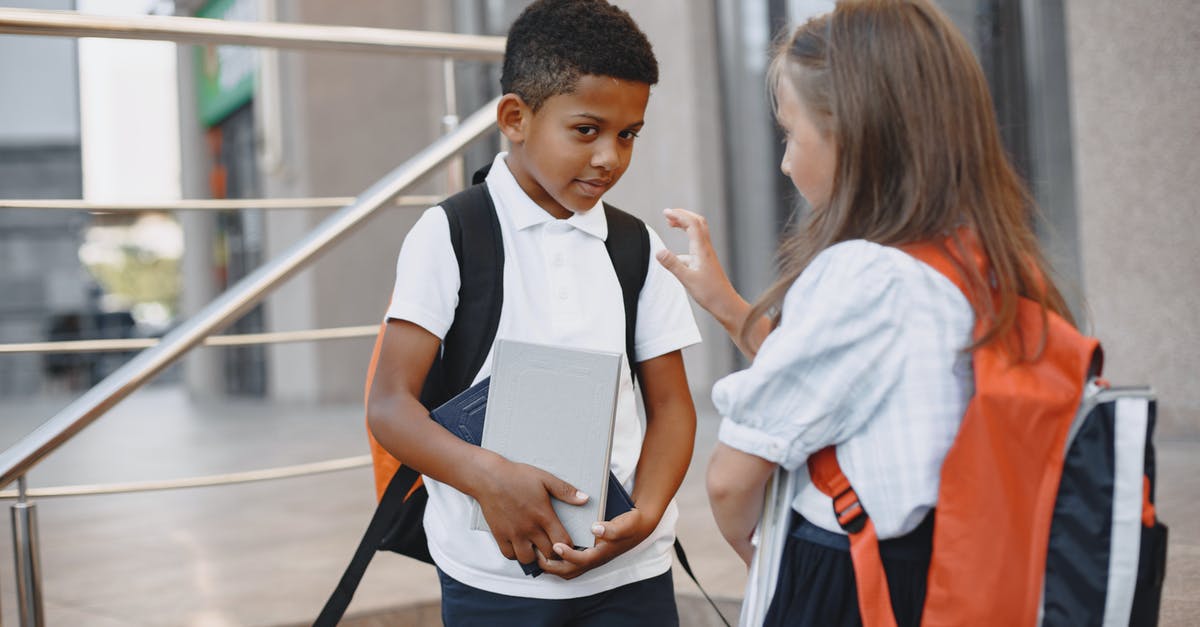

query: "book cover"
(429, 377), (634, 524)
(469, 339), (623, 549)
(429, 377), (490, 446)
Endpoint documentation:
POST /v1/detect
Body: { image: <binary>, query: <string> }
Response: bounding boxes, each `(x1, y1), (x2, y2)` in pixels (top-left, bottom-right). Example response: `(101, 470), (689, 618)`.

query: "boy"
(366, 1), (701, 625)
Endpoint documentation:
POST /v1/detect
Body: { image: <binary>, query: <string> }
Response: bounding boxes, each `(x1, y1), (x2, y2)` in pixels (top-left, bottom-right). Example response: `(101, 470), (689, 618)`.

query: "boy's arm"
(538, 349), (696, 579)
(707, 442), (776, 566)
(367, 319), (588, 566)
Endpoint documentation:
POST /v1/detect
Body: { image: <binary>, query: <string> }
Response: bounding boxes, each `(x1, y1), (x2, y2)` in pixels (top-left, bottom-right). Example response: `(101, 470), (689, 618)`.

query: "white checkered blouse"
(713, 239), (975, 539)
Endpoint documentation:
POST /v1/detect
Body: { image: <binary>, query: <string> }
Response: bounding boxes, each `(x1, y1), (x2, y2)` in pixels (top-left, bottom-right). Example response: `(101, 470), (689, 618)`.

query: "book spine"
(595, 355), (623, 525)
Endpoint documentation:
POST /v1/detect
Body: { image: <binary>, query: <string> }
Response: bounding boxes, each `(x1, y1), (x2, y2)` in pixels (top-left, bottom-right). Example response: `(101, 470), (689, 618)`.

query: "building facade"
(163, 0), (1198, 433)
(0, 0), (89, 397)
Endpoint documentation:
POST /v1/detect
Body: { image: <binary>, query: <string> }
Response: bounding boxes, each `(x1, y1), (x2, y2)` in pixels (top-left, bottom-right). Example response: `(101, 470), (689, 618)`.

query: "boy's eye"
(619, 129), (641, 140)
(576, 126), (599, 137)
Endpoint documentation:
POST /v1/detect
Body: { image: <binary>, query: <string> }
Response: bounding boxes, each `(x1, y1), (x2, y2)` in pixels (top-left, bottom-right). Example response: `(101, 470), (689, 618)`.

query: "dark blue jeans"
(437, 567), (679, 627)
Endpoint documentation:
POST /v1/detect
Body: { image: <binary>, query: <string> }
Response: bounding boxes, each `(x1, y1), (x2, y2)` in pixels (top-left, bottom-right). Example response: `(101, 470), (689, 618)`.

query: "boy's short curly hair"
(501, 0), (659, 111)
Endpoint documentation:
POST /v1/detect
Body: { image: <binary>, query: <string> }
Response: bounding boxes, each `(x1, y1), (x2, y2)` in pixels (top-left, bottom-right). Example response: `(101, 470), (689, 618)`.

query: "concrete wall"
(261, 0), (451, 403)
(605, 0), (733, 395)
(0, 147), (86, 397)
(268, 0), (733, 401)
(0, 0), (80, 146)
(170, 0), (1200, 430)
(191, 0), (731, 403)
(0, 0), (86, 397)
(1063, 0), (1200, 436)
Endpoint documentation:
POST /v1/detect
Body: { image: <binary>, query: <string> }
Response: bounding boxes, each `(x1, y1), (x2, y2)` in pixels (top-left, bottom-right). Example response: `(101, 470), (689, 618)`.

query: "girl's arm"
(655, 208), (772, 359)
(538, 349), (696, 579)
(707, 442), (777, 566)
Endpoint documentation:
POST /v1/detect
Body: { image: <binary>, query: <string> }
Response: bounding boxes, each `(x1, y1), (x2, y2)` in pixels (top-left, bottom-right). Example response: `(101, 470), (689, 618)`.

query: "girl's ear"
(496, 93), (529, 144)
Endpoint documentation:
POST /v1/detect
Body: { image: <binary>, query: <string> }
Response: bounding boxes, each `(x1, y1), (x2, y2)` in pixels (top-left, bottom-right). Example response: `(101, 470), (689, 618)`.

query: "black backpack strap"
(420, 183), (505, 407)
(602, 203), (650, 385)
(317, 182), (504, 626)
(674, 539), (733, 627)
(604, 204), (731, 627)
(315, 466), (426, 626)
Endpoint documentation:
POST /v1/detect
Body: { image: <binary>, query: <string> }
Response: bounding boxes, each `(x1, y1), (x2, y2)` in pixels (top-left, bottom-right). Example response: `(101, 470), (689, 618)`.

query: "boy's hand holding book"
(535, 507), (660, 580)
(468, 450), (588, 566)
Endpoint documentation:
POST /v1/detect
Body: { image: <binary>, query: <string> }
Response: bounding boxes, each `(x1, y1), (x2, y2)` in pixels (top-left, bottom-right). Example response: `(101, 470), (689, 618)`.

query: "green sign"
(195, 0), (258, 127)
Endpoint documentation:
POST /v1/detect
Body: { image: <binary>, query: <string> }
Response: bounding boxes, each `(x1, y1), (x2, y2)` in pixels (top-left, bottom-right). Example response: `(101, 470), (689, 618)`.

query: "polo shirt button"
(558, 290), (569, 301)
(553, 254), (565, 266)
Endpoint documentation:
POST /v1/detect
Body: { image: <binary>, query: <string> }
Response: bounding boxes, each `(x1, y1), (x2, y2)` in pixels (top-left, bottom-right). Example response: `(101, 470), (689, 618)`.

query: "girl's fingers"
(663, 208), (714, 257)
(661, 207), (688, 228)
(663, 207), (704, 226)
(655, 248), (688, 277)
(663, 208), (704, 237)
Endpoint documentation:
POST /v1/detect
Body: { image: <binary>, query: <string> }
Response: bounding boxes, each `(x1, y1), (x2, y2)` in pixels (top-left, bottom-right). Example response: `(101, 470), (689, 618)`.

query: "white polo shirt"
(386, 153), (702, 598)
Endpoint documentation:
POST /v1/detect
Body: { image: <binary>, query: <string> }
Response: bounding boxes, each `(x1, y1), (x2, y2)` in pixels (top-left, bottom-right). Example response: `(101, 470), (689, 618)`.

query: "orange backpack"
(807, 234), (1167, 626)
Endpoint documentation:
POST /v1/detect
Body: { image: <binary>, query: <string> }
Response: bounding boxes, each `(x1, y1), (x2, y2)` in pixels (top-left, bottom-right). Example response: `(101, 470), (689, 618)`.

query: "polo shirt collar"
(485, 153), (609, 241)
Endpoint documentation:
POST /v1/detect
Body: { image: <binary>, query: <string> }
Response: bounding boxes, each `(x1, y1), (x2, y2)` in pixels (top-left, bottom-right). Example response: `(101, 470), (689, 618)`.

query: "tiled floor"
(0, 386), (745, 626)
(0, 385), (1194, 626)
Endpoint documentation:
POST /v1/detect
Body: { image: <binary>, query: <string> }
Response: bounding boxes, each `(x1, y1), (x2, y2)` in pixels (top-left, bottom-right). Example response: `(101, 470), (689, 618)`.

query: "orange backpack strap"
(364, 317), (404, 500)
(808, 447), (899, 627)
(901, 232), (1098, 625)
(900, 233), (983, 309)
(1142, 475), (1157, 528)
(796, 233), (976, 627)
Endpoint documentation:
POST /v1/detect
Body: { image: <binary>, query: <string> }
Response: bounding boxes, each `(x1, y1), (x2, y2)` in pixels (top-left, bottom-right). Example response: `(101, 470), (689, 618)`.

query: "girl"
(656, 1), (1076, 625)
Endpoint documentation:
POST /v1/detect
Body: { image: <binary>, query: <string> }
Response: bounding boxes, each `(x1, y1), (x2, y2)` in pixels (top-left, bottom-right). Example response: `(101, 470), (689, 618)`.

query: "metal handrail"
(0, 324), (378, 355)
(0, 96), (501, 490)
(0, 9), (498, 624)
(0, 7), (505, 60)
(0, 195), (443, 213)
(0, 455), (371, 499)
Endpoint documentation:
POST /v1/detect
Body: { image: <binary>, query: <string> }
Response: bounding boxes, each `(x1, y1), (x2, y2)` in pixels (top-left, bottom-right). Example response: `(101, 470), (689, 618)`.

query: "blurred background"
(0, 0), (1195, 625)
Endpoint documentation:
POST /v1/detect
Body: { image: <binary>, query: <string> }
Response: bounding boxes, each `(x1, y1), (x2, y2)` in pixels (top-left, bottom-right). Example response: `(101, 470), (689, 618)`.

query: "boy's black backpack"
(316, 169), (728, 626)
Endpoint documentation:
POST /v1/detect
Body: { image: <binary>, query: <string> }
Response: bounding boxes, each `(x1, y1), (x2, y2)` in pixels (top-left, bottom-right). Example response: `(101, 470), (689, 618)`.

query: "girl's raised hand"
(656, 208), (749, 333)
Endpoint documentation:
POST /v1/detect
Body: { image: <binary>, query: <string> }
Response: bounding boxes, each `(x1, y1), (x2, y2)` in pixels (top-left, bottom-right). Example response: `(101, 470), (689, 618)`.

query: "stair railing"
(0, 7), (504, 625)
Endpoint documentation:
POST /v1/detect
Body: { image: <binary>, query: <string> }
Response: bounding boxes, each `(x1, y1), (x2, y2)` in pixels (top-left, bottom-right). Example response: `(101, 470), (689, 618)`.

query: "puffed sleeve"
(385, 207), (460, 339)
(712, 240), (907, 471)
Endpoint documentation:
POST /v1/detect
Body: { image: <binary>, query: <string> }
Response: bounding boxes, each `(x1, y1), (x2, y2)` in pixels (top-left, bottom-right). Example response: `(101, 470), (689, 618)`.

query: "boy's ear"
(496, 93), (530, 145)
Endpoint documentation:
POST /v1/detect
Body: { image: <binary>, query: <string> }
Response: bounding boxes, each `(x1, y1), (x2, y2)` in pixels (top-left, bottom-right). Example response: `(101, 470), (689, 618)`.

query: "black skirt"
(762, 511), (935, 627)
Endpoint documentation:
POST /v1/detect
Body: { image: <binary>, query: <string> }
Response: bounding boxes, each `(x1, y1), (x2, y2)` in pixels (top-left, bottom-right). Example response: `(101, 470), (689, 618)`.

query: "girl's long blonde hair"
(746, 0), (1074, 357)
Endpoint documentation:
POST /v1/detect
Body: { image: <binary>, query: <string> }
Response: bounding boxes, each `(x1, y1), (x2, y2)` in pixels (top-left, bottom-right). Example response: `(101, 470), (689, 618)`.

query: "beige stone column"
(1064, 0), (1200, 435)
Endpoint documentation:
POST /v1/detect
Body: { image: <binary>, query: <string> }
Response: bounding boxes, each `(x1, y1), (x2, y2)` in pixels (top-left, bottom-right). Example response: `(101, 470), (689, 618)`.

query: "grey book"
(470, 339), (623, 549)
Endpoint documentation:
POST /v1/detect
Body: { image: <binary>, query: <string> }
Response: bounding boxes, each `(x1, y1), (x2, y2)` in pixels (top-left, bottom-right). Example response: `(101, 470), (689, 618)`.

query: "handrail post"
(11, 477), (44, 627)
(442, 58), (465, 191)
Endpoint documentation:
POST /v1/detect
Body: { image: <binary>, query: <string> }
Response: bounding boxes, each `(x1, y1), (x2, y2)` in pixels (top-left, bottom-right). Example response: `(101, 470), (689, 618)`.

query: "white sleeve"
(385, 207), (460, 339)
(711, 240), (906, 470)
(633, 226), (703, 362)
